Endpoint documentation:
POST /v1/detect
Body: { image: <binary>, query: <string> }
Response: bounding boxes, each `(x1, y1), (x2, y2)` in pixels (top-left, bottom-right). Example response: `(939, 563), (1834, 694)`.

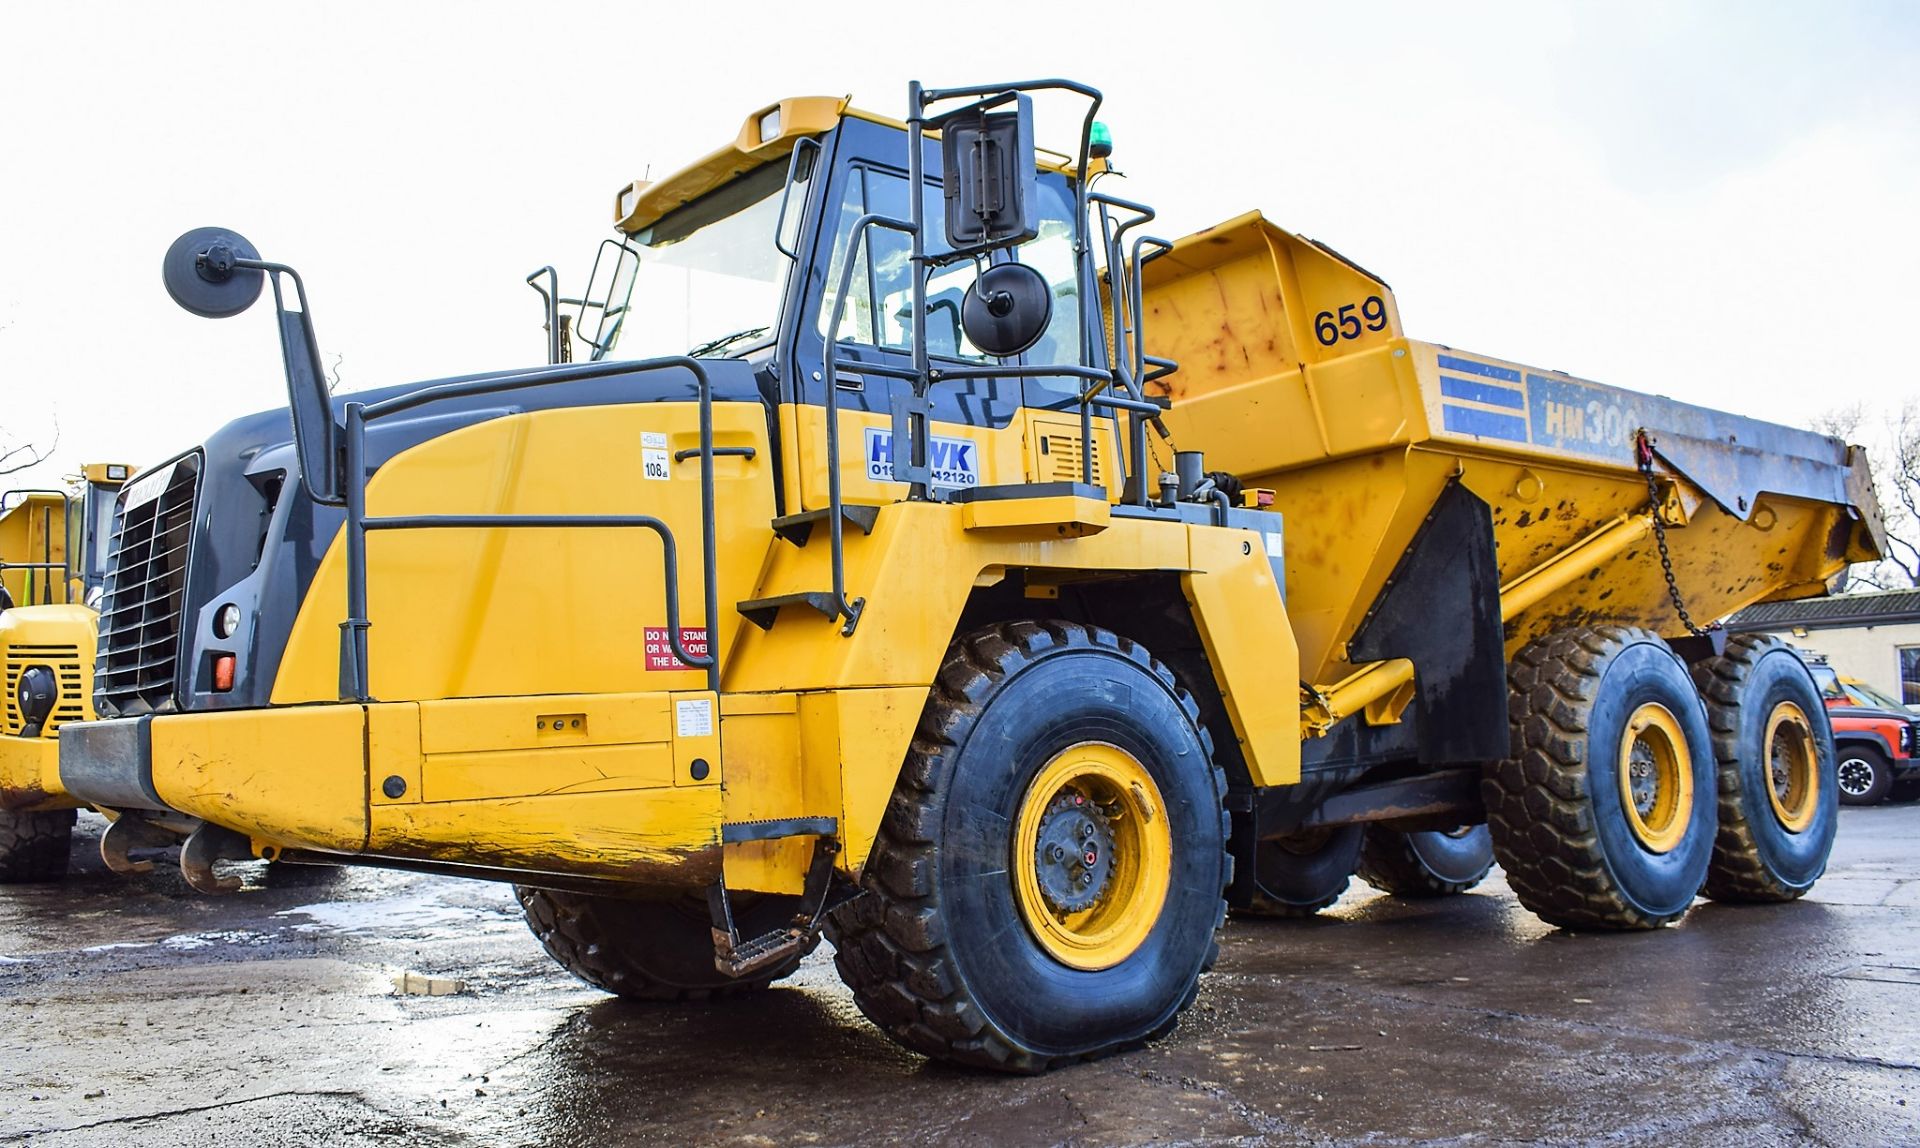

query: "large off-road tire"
(1232, 825), (1363, 917)
(1485, 626), (1716, 930)
(515, 887), (812, 1000)
(1835, 744), (1894, 806)
(0, 807), (76, 883)
(1690, 635), (1838, 902)
(1357, 824), (1495, 898)
(826, 621), (1229, 1073)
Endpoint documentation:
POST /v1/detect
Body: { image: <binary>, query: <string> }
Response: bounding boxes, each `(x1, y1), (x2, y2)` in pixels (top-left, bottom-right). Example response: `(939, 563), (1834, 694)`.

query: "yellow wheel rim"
(1012, 743), (1171, 971)
(1763, 701), (1819, 833)
(1617, 702), (1694, 854)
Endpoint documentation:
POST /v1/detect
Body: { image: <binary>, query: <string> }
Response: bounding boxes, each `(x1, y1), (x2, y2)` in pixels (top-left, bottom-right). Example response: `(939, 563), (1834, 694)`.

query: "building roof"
(1727, 588), (1920, 632)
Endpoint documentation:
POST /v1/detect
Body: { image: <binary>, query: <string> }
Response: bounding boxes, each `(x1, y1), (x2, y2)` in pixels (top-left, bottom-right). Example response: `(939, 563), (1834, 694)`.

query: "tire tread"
(0, 807), (75, 884)
(824, 621), (1229, 1073)
(1483, 624), (1691, 930)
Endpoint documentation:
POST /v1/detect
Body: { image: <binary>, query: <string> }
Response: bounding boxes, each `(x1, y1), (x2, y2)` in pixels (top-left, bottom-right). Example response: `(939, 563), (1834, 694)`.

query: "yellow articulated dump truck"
(0, 464), (132, 881)
(59, 79), (1880, 1072)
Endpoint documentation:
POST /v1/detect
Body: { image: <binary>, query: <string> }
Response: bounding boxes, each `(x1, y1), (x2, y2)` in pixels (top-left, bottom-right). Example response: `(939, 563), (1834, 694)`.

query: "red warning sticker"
(644, 627), (708, 671)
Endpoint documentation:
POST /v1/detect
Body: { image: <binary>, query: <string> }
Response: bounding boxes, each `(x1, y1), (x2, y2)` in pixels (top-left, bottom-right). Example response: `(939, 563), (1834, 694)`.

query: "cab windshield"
(621, 161), (802, 360)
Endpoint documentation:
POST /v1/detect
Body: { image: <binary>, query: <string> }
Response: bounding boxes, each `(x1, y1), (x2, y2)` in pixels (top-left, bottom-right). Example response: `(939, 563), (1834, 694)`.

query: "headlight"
(215, 602), (242, 639)
(15, 664), (57, 735)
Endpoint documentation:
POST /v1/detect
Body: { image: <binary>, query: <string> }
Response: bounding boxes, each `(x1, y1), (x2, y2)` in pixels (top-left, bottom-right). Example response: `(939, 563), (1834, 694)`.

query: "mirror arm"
(773, 137), (821, 262)
(236, 258), (343, 505)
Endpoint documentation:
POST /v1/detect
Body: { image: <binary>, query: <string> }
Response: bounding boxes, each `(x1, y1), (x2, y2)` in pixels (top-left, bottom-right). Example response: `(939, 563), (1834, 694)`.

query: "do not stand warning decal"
(644, 627), (708, 671)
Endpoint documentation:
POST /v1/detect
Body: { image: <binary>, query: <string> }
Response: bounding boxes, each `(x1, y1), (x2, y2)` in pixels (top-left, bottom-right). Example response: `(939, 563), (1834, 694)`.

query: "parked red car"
(1809, 663), (1920, 805)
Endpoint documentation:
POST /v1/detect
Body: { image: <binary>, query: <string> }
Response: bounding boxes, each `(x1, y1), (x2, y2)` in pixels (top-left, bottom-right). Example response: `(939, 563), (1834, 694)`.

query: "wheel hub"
(1011, 742), (1173, 971)
(1627, 743), (1660, 820)
(1763, 702), (1818, 831)
(1033, 791), (1115, 913)
(1616, 702), (1693, 854)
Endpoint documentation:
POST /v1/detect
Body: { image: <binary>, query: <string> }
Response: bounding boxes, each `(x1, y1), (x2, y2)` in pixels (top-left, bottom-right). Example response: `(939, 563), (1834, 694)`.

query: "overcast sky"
(2, 1), (1915, 490)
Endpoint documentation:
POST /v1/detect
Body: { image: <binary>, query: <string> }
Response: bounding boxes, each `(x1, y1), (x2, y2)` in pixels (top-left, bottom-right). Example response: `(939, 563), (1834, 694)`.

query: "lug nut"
(1047, 844), (1065, 863)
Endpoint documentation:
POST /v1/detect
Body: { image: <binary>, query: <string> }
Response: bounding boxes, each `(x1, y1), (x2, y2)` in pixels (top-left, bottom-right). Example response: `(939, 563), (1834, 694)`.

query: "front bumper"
(0, 731), (75, 812)
(58, 696), (727, 886)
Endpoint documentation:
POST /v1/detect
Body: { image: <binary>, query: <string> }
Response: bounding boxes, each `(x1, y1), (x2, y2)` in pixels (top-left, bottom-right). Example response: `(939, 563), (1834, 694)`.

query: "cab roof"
(612, 95), (1087, 236)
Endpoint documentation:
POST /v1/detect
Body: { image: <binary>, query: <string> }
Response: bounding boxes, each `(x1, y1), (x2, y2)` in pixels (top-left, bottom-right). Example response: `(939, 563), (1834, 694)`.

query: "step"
(736, 591), (841, 631)
(770, 503), (880, 546)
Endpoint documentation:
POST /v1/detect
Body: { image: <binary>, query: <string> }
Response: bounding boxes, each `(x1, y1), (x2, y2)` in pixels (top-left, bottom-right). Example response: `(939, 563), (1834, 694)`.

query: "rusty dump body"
(1139, 211), (1885, 712)
(1138, 209), (1884, 804)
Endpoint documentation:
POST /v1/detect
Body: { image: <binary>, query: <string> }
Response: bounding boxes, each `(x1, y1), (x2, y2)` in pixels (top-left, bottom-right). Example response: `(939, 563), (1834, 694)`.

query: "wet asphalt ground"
(2, 805), (1916, 1147)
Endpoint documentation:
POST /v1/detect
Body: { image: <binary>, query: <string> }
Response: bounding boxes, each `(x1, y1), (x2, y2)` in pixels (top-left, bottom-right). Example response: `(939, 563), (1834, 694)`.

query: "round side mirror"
(961, 262), (1053, 358)
(163, 227), (265, 318)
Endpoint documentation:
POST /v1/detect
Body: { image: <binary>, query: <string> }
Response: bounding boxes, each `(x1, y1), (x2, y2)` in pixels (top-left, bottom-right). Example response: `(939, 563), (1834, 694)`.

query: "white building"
(1727, 589), (1920, 705)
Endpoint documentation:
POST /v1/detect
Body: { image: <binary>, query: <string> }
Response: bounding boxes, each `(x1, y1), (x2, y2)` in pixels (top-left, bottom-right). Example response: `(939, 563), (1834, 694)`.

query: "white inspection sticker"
(642, 432), (671, 481)
(675, 698), (713, 738)
(1264, 532), (1285, 558)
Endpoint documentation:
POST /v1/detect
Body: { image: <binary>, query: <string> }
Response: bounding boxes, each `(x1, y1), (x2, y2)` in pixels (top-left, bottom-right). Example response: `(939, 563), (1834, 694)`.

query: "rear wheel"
(1357, 824), (1495, 898)
(1484, 626), (1716, 930)
(516, 887), (812, 1000)
(1233, 825), (1363, 917)
(826, 621), (1229, 1073)
(0, 807), (75, 883)
(1690, 635), (1838, 902)
(1835, 745), (1893, 806)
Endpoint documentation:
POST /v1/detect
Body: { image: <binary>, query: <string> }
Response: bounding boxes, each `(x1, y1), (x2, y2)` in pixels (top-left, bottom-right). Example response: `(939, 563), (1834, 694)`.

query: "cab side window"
(818, 165), (1082, 366)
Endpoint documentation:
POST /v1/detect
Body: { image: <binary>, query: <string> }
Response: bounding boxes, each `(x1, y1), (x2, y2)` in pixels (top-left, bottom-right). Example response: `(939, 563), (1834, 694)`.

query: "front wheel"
(0, 808), (76, 883)
(1835, 745), (1893, 806)
(516, 887), (813, 1000)
(827, 621), (1229, 1073)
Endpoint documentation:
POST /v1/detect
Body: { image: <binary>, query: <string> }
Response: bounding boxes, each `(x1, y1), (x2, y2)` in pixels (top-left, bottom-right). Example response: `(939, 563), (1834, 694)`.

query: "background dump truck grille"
(1040, 431), (1103, 486)
(94, 455), (200, 716)
(2, 645), (86, 735)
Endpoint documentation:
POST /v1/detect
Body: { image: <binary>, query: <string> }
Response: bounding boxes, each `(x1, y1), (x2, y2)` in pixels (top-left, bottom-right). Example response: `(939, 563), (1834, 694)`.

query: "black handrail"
(337, 356), (720, 701)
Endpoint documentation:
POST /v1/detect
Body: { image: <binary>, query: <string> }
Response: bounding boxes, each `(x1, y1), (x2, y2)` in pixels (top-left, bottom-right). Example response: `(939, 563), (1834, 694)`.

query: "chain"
(1635, 430), (1716, 638)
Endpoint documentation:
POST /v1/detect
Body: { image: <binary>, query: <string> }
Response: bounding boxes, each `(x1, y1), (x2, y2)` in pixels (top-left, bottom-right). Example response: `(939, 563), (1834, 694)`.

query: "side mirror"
(941, 94), (1038, 253)
(160, 227), (341, 504)
(162, 227), (265, 318)
(961, 262), (1052, 357)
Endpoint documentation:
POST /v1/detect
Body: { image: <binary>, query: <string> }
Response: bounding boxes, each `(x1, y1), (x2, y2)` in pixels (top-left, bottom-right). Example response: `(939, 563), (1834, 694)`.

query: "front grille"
(3, 644), (86, 735)
(95, 455), (200, 716)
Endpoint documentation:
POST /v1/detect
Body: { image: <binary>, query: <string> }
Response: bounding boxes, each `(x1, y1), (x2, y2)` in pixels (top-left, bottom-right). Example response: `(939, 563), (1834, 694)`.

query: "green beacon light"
(1089, 121), (1113, 160)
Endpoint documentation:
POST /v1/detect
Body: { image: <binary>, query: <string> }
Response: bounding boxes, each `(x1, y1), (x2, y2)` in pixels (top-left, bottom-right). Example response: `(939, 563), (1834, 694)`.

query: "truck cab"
(1, 463), (134, 882)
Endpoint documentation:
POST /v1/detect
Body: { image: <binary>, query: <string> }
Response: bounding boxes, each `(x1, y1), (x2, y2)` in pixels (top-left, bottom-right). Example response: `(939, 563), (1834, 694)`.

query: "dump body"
(1140, 211), (1884, 691)
(0, 491), (76, 608)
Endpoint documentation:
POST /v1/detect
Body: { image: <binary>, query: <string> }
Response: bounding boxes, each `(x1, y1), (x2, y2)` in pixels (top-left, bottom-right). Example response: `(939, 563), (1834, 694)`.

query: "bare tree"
(1818, 400), (1920, 589)
(0, 423), (58, 479)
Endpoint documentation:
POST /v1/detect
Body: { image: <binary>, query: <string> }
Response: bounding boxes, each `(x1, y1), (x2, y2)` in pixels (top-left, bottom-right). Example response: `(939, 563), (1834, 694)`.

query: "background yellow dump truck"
(0, 464), (132, 880)
(59, 79), (1881, 1072)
